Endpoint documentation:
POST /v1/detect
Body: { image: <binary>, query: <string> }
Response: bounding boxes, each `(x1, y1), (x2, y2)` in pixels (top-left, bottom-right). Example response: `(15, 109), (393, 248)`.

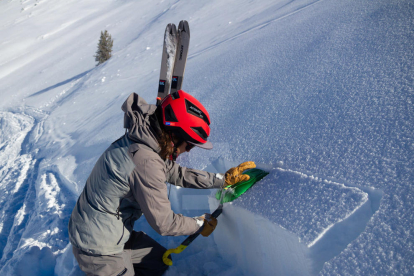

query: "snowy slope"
(0, 0), (413, 275)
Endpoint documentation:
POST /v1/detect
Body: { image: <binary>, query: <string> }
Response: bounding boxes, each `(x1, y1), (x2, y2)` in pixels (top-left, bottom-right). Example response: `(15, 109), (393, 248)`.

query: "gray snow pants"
(72, 231), (169, 276)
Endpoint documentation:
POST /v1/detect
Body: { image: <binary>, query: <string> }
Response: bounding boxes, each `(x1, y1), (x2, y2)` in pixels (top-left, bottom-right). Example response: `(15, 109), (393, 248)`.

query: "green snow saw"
(162, 168), (269, 266)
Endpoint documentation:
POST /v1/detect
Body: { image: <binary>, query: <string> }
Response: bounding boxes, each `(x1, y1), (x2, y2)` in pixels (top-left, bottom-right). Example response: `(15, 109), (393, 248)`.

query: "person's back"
(68, 91), (254, 276)
(69, 135), (142, 255)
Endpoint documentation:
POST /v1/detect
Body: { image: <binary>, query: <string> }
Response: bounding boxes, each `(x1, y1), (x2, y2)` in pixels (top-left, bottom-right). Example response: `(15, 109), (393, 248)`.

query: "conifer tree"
(94, 30), (113, 66)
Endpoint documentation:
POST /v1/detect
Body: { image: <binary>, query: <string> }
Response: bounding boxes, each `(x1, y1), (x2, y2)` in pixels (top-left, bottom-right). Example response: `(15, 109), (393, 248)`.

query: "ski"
(157, 20), (190, 105)
(157, 23), (178, 105)
(171, 20), (190, 94)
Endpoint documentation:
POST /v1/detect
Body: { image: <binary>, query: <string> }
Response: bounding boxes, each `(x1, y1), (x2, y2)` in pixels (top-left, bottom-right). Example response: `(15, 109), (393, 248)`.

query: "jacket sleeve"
(130, 157), (200, 236)
(164, 159), (225, 189)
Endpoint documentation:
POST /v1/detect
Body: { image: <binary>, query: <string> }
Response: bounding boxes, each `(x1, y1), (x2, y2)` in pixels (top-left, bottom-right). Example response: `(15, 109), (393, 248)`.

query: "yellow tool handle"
(162, 244), (187, 266)
(162, 187), (227, 266)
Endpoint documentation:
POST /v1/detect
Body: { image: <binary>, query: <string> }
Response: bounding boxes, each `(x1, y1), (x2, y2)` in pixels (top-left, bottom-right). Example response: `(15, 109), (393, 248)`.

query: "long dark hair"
(150, 106), (175, 160)
(157, 129), (175, 160)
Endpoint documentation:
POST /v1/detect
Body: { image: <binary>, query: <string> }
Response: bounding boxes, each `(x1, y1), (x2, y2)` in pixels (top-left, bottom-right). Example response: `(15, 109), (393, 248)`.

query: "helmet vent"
(164, 104), (178, 122)
(191, 127), (208, 141)
(185, 99), (210, 125)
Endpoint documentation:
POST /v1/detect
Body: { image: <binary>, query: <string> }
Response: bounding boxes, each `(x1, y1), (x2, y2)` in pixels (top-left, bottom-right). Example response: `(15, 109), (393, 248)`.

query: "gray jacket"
(68, 93), (224, 255)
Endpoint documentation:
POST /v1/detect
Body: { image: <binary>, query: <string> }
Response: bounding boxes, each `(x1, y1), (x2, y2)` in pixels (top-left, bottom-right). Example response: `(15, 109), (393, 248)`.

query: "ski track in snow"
(0, 109), (77, 274)
(189, 0), (324, 59)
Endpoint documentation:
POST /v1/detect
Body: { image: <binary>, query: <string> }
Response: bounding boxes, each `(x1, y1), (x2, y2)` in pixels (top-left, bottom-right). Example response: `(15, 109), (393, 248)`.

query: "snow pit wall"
(204, 162), (383, 275)
(208, 198), (312, 276)
(207, 185), (382, 276)
(173, 151), (384, 275)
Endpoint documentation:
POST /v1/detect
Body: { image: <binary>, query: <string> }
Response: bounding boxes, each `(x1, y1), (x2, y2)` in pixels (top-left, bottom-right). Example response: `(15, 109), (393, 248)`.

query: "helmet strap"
(171, 150), (177, 161)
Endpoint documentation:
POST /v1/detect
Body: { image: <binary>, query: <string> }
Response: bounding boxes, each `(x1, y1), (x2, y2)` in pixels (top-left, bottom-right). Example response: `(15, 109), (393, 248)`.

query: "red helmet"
(161, 90), (212, 149)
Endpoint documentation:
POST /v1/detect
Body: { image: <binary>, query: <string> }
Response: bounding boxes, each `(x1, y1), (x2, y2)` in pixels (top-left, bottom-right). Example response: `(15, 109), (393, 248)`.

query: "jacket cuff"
(194, 217), (204, 227)
(213, 173), (225, 189)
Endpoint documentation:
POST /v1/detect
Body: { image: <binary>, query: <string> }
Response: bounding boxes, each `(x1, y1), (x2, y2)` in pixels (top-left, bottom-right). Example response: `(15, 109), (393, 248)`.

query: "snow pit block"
(233, 168), (368, 246)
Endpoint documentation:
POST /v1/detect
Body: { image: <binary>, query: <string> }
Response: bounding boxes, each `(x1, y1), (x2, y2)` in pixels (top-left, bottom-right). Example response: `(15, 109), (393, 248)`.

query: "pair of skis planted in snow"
(157, 20), (190, 105)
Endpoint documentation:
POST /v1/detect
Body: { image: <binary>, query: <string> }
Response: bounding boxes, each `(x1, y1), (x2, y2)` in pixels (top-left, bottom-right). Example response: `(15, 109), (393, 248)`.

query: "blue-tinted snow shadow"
(29, 69), (93, 98)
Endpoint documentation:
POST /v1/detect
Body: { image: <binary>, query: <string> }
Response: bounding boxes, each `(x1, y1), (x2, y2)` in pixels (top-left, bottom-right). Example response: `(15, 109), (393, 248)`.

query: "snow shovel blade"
(162, 168), (268, 266)
(215, 168), (269, 203)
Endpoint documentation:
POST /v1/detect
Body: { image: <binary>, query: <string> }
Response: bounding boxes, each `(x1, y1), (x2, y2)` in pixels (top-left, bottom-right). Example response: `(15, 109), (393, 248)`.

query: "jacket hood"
(121, 93), (161, 152)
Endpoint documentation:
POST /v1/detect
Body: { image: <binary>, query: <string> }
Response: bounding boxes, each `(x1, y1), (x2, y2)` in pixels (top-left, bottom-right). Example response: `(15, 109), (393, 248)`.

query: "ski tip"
(166, 23), (177, 35)
(183, 21), (190, 36)
(178, 20), (190, 36)
(178, 20), (186, 29)
(171, 24), (177, 35)
(178, 20), (184, 29)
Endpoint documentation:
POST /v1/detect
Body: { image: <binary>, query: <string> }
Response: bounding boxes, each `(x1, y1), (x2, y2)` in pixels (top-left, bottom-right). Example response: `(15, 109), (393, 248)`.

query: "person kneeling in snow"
(68, 90), (255, 276)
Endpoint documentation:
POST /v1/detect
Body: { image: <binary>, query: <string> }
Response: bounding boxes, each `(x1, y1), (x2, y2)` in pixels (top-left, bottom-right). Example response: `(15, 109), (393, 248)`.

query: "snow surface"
(0, 0), (413, 275)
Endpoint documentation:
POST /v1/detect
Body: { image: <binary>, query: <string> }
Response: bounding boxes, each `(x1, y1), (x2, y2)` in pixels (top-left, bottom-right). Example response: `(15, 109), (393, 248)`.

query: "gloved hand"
(224, 161), (256, 187)
(197, 214), (218, 237)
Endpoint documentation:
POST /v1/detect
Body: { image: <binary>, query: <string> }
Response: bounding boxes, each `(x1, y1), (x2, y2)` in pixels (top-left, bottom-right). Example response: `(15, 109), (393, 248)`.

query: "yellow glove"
(197, 214), (218, 237)
(224, 161), (256, 187)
